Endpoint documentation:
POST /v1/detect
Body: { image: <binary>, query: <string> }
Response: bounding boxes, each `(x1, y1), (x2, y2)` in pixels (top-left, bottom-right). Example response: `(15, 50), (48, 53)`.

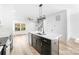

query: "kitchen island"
(28, 32), (62, 55)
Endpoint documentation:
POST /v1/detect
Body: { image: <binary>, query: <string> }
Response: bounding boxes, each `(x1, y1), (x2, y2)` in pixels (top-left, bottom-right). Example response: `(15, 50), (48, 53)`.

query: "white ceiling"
(42, 4), (79, 16)
(13, 4), (39, 18)
(1, 4), (79, 18)
(13, 4), (79, 17)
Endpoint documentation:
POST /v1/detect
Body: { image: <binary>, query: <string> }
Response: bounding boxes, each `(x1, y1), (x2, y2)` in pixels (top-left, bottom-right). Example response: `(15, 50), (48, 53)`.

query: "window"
(15, 23), (26, 31)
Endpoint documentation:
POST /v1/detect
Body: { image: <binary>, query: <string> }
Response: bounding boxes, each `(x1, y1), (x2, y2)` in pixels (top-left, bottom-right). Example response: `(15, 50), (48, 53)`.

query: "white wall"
(13, 20), (26, 35)
(13, 4), (37, 35)
(0, 5), (26, 36)
(44, 10), (67, 41)
(0, 5), (15, 36)
(42, 4), (79, 40)
(1, 4), (79, 40)
(0, 4), (36, 36)
(13, 18), (36, 35)
(70, 13), (79, 39)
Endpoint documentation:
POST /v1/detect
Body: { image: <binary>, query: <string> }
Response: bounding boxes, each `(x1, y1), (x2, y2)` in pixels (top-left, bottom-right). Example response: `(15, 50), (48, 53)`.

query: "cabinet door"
(41, 38), (51, 55)
(41, 42), (51, 55)
(32, 35), (37, 49)
(36, 37), (42, 53)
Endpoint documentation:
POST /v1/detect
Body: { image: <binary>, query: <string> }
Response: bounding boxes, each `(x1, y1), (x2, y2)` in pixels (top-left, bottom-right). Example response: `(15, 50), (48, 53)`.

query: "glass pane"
(15, 23), (20, 31)
(21, 24), (26, 31)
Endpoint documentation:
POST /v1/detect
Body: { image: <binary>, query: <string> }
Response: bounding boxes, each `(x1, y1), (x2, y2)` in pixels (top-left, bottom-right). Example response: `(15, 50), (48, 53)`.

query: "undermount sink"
(36, 33), (46, 35)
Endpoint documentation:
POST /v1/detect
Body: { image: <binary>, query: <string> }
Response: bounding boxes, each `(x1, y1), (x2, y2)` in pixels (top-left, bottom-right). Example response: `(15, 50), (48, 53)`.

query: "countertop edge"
(29, 32), (62, 40)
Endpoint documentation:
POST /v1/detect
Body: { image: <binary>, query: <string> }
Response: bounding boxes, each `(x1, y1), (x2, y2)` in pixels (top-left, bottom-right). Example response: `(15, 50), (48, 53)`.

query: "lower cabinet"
(41, 38), (51, 55)
(32, 34), (37, 49)
(1, 45), (6, 55)
(31, 34), (51, 55)
(36, 37), (42, 54)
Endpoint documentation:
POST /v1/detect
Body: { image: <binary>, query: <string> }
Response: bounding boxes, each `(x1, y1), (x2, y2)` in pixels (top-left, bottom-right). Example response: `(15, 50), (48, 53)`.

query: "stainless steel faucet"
(37, 4), (46, 34)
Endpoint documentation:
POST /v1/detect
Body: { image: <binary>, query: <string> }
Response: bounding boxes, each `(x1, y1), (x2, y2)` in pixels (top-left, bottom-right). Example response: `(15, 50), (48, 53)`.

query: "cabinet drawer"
(41, 42), (51, 55)
(42, 38), (51, 45)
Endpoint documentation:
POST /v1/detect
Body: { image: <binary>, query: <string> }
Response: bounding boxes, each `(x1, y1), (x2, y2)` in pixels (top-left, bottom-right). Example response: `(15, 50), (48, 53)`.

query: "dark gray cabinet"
(41, 38), (51, 55)
(32, 34), (37, 49)
(31, 34), (51, 55)
(36, 36), (42, 53)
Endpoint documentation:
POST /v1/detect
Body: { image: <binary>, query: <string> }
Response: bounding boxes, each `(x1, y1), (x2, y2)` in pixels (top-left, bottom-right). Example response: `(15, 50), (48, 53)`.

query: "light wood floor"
(59, 39), (79, 55)
(11, 35), (40, 55)
(10, 35), (79, 55)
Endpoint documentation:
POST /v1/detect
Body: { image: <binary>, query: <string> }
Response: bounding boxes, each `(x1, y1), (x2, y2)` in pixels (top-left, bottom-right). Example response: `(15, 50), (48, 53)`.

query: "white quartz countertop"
(30, 31), (62, 40)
